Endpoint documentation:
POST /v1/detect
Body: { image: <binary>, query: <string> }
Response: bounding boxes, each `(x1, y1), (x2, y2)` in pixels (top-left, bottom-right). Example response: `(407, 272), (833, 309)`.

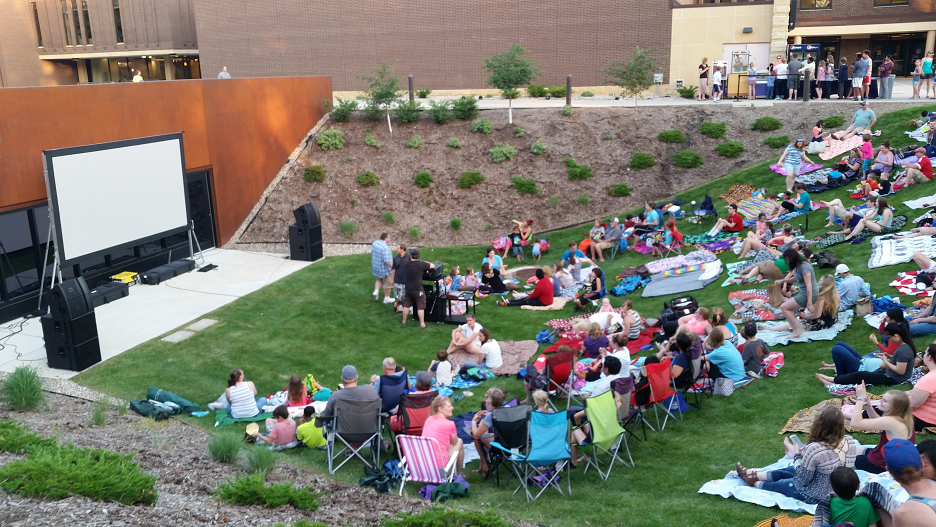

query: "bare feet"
(815, 373), (834, 386)
(736, 462), (759, 486)
(787, 331), (805, 339)
(820, 361), (836, 370)
(420, 323), (427, 328)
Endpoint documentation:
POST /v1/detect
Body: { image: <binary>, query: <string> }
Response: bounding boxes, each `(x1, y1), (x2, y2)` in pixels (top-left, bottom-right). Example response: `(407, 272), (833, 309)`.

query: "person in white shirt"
(712, 65), (723, 102)
(463, 329), (502, 370)
(447, 313), (482, 354)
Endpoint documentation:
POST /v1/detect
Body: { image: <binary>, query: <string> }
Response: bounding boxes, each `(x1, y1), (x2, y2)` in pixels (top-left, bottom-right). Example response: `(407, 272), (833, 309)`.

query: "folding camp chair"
(485, 405), (532, 487)
(679, 356), (711, 410)
(635, 357), (682, 431)
(395, 435), (457, 495)
(324, 397), (383, 474)
(577, 390), (633, 480)
(663, 228), (685, 257)
(394, 390), (437, 436)
(492, 410), (570, 501)
(543, 350), (583, 411)
(377, 369), (409, 414)
(608, 237), (627, 260)
(693, 195), (718, 222)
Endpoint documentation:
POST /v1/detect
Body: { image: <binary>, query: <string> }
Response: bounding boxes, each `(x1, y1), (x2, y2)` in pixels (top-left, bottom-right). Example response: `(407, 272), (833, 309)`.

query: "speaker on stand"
(290, 202), (324, 262)
(42, 276), (101, 371)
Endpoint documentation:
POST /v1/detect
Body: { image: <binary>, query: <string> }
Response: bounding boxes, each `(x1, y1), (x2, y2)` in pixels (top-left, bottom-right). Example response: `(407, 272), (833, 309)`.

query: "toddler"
(430, 349), (453, 386)
(448, 266), (463, 292)
(860, 133), (874, 174)
(461, 267), (479, 291)
(532, 240), (542, 260)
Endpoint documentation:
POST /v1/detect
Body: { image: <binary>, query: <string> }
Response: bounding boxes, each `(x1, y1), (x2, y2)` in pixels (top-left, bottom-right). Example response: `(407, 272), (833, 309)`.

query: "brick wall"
(192, 0), (674, 90)
(0, 1), (76, 86)
(797, 0), (934, 21)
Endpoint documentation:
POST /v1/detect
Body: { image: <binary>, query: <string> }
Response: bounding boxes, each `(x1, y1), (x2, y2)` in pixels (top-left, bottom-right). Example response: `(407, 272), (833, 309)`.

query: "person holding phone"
(849, 382), (916, 474)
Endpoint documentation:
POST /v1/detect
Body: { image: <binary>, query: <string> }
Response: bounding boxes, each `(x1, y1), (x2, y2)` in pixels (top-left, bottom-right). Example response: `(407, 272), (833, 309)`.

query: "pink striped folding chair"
(395, 435), (457, 495)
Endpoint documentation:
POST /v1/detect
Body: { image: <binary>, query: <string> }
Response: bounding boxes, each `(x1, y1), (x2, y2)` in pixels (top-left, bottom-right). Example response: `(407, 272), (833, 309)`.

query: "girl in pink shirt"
(860, 134), (874, 174)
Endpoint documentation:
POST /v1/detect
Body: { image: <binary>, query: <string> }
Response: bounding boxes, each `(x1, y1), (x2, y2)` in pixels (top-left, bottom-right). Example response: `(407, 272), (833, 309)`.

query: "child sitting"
(447, 266), (463, 292)
(650, 220), (676, 258)
(296, 406), (326, 449)
(430, 349), (454, 386)
(827, 466), (880, 527)
(859, 173), (879, 197)
(460, 267), (480, 291)
(532, 389), (553, 414)
(250, 405), (298, 447)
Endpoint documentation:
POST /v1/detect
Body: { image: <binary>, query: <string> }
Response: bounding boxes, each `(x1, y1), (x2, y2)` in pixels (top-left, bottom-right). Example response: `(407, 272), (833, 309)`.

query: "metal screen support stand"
(36, 206), (62, 314)
(188, 221), (205, 267)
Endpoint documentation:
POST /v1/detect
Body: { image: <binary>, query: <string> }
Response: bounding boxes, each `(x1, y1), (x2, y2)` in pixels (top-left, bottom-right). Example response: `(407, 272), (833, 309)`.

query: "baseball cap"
(611, 217), (620, 223)
(835, 264), (849, 275)
(341, 365), (358, 380)
(860, 100), (869, 106)
(743, 321), (758, 338)
(884, 438), (922, 474)
(415, 370), (433, 386)
(928, 112), (935, 119)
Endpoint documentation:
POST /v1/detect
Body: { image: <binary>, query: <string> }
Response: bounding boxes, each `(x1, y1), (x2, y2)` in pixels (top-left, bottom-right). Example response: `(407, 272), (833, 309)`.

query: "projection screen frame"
(42, 133), (192, 267)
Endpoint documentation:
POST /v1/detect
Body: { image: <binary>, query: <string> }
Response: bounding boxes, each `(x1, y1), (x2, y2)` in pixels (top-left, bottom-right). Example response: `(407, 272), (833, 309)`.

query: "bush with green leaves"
(527, 84), (548, 97)
(470, 117), (494, 134)
(511, 177), (539, 195)
(208, 431), (242, 463)
(458, 171), (485, 189)
(514, 126), (525, 138)
(488, 142), (517, 163)
(245, 446), (277, 475)
(699, 122), (727, 139)
(452, 96), (479, 120)
(414, 171), (433, 188)
(560, 105), (573, 117)
(0, 420), (57, 454)
(427, 100), (453, 124)
(365, 134), (381, 149)
(356, 171), (379, 187)
(581, 90), (595, 97)
(382, 211), (396, 225)
(657, 129), (686, 143)
(340, 221), (357, 237)
(383, 507), (511, 527)
(360, 61), (402, 121)
(630, 152), (656, 170)
(548, 85), (567, 97)
(450, 217), (462, 230)
(415, 88), (432, 98)
(676, 85), (697, 99)
(577, 194), (591, 206)
(2, 366), (45, 411)
(324, 98), (358, 122)
(530, 140), (546, 155)
(823, 115), (845, 128)
(303, 165), (327, 182)
(565, 157), (593, 180)
(316, 129), (345, 150)
(605, 183), (632, 197)
(91, 400), (108, 426)
(215, 473), (321, 511)
(603, 133), (616, 140)
(673, 150), (704, 168)
(408, 226), (420, 240)
(765, 135), (790, 148)
(501, 88), (521, 99)
(716, 141), (745, 158)
(394, 101), (422, 123)
(752, 116), (783, 131)
(447, 137), (461, 148)
(406, 134), (423, 148)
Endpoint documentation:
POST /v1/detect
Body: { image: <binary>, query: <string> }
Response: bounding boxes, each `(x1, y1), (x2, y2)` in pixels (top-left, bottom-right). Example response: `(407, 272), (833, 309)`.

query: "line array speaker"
(288, 203), (323, 262)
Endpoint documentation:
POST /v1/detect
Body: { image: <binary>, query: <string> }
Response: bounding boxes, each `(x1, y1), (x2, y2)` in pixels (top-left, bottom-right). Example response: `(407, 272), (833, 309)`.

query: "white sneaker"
(208, 401), (225, 410)
(372, 291), (379, 301)
(382, 296), (394, 304)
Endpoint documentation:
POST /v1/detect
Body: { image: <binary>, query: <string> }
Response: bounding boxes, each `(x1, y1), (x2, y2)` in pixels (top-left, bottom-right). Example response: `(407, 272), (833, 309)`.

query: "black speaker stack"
(422, 264), (446, 323)
(42, 277), (101, 372)
(289, 202), (324, 262)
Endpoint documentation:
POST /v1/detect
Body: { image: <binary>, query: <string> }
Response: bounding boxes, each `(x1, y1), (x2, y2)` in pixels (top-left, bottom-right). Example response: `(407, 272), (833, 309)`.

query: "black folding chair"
(323, 398), (383, 474)
(487, 405), (531, 487)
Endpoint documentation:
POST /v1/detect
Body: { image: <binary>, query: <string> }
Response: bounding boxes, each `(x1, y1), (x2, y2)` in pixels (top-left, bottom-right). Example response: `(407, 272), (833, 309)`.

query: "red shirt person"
(500, 268), (553, 307)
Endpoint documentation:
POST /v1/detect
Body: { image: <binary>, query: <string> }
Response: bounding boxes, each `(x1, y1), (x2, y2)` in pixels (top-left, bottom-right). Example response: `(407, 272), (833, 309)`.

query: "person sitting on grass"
(737, 217), (774, 259)
(734, 250), (791, 284)
(835, 264), (871, 311)
(422, 395), (464, 476)
(821, 318), (916, 376)
(844, 197), (893, 241)
(771, 184), (811, 222)
(740, 322), (770, 379)
(679, 307), (713, 336)
(480, 262), (517, 295)
(827, 195), (879, 236)
(767, 223), (796, 250)
(763, 274), (839, 336)
(250, 404), (298, 447)
(296, 406), (326, 449)
(573, 267), (604, 311)
(701, 330), (747, 383)
(500, 268), (553, 307)
(285, 374), (311, 407)
(462, 328), (503, 371)
(446, 313), (483, 355)
(482, 247), (506, 272)
(825, 466), (881, 527)
(884, 439), (936, 527)
(859, 172), (880, 198)
(562, 242), (586, 266)
(429, 349), (454, 387)
(582, 322), (610, 359)
(920, 439), (936, 480)
(222, 368), (266, 418)
(470, 387), (506, 477)
(910, 346), (936, 433)
(735, 406), (857, 504)
(841, 148), (863, 177)
(894, 146), (934, 188)
(815, 323), (914, 388)
(822, 193), (877, 228)
(849, 383), (916, 474)
(708, 204), (744, 237)
(459, 267), (480, 291)
(768, 248), (817, 339)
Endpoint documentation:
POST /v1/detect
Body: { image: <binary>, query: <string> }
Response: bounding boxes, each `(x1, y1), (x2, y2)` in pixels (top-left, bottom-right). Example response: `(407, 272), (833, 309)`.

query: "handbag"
(767, 282), (785, 308)
(854, 296), (873, 317)
(713, 377), (735, 397)
(807, 140), (827, 155)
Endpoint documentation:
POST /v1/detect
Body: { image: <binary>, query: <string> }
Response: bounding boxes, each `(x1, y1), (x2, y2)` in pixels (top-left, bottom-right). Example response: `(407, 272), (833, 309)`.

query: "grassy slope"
(75, 105), (936, 527)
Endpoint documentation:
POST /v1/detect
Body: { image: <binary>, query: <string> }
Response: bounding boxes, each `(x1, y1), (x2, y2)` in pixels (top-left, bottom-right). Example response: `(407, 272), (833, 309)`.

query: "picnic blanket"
(214, 410), (273, 428)
(818, 135), (864, 160)
(746, 202), (825, 228)
(904, 193), (936, 209)
(812, 215), (908, 252)
(751, 515), (814, 527)
(904, 123), (933, 142)
(644, 250), (718, 275)
(780, 398), (884, 435)
(716, 184), (756, 205)
(890, 270), (936, 297)
(642, 268), (722, 298)
(755, 310), (855, 346)
(737, 197), (778, 220)
(868, 230), (933, 268)
(521, 297), (571, 311)
(721, 260), (755, 287)
(770, 162), (823, 175)
(446, 340), (539, 376)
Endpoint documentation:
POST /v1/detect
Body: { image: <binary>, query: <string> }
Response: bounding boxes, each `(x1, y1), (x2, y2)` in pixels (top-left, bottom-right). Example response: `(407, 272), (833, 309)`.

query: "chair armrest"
(490, 442), (526, 462)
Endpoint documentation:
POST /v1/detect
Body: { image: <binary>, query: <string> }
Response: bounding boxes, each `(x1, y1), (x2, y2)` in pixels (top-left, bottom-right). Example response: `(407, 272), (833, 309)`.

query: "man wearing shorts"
(590, 217), (623, 262)
(895, 146), (933, 187)
(850, 53), (866, 101)
(391, 243), (410, 312)
(370, 233), (394, 303)
(401, 248), (434, 328)
(861, 50), (872, 100)
(833, 101), (875, 140)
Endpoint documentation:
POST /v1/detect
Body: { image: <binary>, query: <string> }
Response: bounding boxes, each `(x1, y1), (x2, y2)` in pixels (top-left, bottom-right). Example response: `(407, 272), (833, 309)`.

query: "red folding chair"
(543, 350), (582, 411)
(631, 358), (682, 431)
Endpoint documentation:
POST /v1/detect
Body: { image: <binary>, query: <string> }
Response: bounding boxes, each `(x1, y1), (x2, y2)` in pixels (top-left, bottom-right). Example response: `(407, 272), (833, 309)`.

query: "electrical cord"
(0, 315), (44, 362)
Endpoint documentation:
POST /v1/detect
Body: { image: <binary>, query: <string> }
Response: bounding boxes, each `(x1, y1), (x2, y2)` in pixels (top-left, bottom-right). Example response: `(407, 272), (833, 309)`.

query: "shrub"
(565, 157), (593, 180)
(324, 98), (358, 123)
(699, 122), (727, 139)
(458, 171), (485, 189)
(382, 211), (396, 225)
(340, 221), (357, 237)
(673, 150), (704, 168)
(560, 105), (573, 117)
(514, 126), (525, 138)
(215, 473), (321, 511)
(0, 420), (57, 454)
(356, 171), (379, 187)
(449, 217), (462, 230)
(2, 366), (45, 411)
(424, 196), (433, 206)
(245, 446), (277, 475)
(577, 194), (591, 206)
(405, 134), (423, 148)
(823, 115), (845, 128)
(581, 90), (595, 97)
(91, 400), (108, 426)
(676, 85), (698, 99)
(549, 196), (560, 207)
(415, 88), (432, 98)
(316, 129), (344, 150)
(603, 133), (616, 140)
(511, 177), (539, 195)
(657, 129), (686, 143)
(548, 85), (567, 98)
(303, 165), (327, 182)
(530, 140), (546, 155)
(408, 226), (420, 240)
(427, 100), (453, 124)
(630, 152), (656, 170)
(470, 117), (494, 134)
(344, 157), (353, 163)
(606, 183), (632, 197)
(488, 142), (517, 163)
(765, 135), (790, 148)
(447, 137), (461, 148)
(384, 507), (511, 527)
(501, 88), (520, 99)
(394, 101), (422, 123)
(527, 84), (548, 97)
(716, 141), (745, 158)
(365, 134), (381, 149)
(414, 171), (433, 188)
(208, 431), (242, 463)
(752, 116), (783, 131)
(452, 96), (479, 120)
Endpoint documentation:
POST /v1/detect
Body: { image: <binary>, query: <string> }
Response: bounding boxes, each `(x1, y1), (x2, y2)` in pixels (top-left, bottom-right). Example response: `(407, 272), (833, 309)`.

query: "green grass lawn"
(75, 105), (936, 527)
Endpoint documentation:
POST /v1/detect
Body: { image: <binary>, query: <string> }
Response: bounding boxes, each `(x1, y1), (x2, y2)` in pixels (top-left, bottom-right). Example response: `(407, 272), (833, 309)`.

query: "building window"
(113, 0), (123, 44)
(0, 210), (41, 301)
(874, 0), (908, 5)
(31, 2), (43, 47)
(70, 0), (83, 45)
(60, 0), (72, 45)
(81, 0), (92, 45)
(799, 0), (831, 8)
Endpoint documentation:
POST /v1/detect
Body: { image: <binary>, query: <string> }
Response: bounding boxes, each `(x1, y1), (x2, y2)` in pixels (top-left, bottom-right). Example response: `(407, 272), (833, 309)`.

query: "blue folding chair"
(492, 410), (571, 501)
(377, 369), (409, 414)
(692, 195), (718, 222)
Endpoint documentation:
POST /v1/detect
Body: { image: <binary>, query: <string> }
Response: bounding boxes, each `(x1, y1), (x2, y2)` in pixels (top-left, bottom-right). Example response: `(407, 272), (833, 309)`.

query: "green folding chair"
(578, 390), (633, 480)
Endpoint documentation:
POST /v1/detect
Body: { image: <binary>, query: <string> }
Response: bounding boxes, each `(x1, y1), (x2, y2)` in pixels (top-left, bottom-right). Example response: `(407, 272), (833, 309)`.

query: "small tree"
(601, 47), (660, 108)
(360, 61), (403, 132)
(482, 44), (542, 124)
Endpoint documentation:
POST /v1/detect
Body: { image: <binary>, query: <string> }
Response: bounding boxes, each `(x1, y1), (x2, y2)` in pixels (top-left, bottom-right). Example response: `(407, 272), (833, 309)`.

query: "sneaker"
(372, 291), (378, 301)
(208, 401), (225, 410)
(746, 371), (762, 379)
(382, 296), (394, 304)
(498, 301), (508, 306)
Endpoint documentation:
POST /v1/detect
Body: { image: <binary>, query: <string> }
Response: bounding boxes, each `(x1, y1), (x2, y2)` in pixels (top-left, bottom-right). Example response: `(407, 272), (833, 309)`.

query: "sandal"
(736, 462), (759, 486)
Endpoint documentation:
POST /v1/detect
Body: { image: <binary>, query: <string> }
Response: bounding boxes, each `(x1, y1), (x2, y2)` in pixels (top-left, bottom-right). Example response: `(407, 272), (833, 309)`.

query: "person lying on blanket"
(844, 197), (893, 241)
(735, 406), (858, 505)
(815, 323), (914, 388)
(761, 274), (839, 336)
(708, 204), (744, 237)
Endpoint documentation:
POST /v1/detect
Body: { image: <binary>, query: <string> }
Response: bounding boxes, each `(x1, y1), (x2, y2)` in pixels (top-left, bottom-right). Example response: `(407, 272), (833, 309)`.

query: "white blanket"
(903, 194), (936, 210)
(868, 234), (936, 269)
(756, 310), (854, 346)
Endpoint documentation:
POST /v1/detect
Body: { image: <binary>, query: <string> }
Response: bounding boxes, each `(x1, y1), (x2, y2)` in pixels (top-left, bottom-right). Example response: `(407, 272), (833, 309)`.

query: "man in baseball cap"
(315, 364), (379, 430)
(885, 438), (936, 526)
(895, 146), (934, 188)
(834, 263), (870, 311)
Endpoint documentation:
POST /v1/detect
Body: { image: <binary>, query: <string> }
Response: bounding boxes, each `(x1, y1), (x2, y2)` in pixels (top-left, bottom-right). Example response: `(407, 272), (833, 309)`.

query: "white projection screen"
(42, 133), (190, 265)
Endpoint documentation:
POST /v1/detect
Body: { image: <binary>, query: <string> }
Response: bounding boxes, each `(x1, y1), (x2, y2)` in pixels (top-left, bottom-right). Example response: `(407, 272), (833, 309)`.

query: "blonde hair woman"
(699, 58), (711, 101)
(762, 274), (839, 335)
(849, 384), (915, 474)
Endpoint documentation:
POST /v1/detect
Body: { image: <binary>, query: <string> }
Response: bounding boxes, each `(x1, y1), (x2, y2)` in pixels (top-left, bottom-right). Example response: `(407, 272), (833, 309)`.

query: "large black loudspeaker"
(42, 277), (101, 371)
(289, 202), (324, 262)
(47, 277), (93, 320)
(788, 0), (796, 30)
(423, 284), (446, 323)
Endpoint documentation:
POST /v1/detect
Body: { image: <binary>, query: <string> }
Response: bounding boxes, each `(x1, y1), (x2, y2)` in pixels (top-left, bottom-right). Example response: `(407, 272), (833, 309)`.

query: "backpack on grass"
(129, 399), (175, 421)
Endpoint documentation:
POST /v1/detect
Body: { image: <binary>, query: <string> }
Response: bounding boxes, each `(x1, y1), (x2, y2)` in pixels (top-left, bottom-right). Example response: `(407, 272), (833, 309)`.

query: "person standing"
(391, 243), (410, 312)
(802, 57), (816, 100)
(787, 53), (802, 100)
(816, 60), (826, 100)
(851, 53), (866, 101)
(923, 51), (934, 99)
(775, 59), (788, 101)
(132, 70), (143, 83)
(861, 50), (872, 101)
(712, 65), (723, 103)
(218, 66), (232, 79)
(838, 58), (850, 100)
(879, 55), (894, 100)
(699, 59), (710, 101)
(370, 233), (394, 303)
(401, 248), (434, 328)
